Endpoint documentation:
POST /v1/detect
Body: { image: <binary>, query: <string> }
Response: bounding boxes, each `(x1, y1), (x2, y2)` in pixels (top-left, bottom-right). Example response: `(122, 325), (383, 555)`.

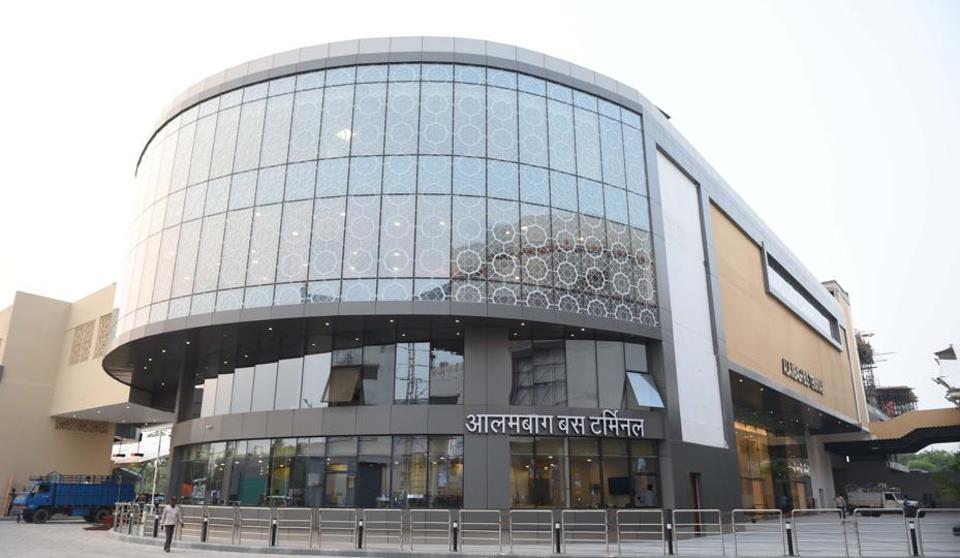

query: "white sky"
(1, 0), (958, 414)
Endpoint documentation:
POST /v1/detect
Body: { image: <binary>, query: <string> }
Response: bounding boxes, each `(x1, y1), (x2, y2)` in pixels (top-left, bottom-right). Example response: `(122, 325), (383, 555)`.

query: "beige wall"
(0, 291), (116, 492)
(711, 205), (863, 422)
(49, 284), (128, 416)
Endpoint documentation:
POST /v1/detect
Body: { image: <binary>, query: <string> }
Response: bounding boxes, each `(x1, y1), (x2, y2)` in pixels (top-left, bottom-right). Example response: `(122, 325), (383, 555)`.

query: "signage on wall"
(465, 410), (645, 437)
(781, 358), (824, 394)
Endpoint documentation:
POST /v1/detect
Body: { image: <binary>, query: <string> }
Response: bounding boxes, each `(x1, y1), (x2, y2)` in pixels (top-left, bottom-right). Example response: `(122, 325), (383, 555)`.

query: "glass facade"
(117, 63), (658, 336)
(508, 437), (658, 509)
(178, 435), (463, 508)
(734, 420), (814, 511)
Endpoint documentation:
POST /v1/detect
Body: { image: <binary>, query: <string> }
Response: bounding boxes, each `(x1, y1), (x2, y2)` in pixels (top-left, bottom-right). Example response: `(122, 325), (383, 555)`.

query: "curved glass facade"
(116, 63), (658, 337)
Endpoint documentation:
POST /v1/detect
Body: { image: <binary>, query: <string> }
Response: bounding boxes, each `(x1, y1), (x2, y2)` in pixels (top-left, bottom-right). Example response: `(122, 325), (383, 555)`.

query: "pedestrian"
(834, 494), (846, 516)
(640, 484), (656, 507)
(160, 497), (183, 553)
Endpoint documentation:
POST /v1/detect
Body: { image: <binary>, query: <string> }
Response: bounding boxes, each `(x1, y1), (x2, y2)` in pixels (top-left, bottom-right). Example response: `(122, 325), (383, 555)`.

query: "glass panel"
(169, 121), (195, 192)
(269, 438), (298, 506)
(487, 199), (520, 286)
(275, 358), (304, 410)
(510, 340), (566, 406)
(319, 85), (355, 159)
(260, 93), (294, 167)
(351, 83), (387, 156)
(238, 439), (270, 505)
(218, 209), (253, 289)
(296, 437), (326, 508)
(452, 156), (485, 196)
(362, 345), (395, 406)
(288, 88), (323, 162)
(626, 372), (664, 408)
(246, 204), (282, 286)
(395, 342), (429, 404)
(152, 226), (180, 301)
(349, 156), (382, 195)
(356, 436), (391, 508)
(627, 193), (650, 231)
(200, 377), (218, 417)
(392, 436), (428, 508)
(550, 172), (577, 212)
(193, 214), (225, 294)
(429, 341), (463, 404)
(255, 166), (285, 206)
(230, 367), (254, 414)
(342, 196), (380, 278)
(233, 99), (266, 173)
(452, 196), (485, 280)
(488, 160), (518, 200)
(418, 82), (453, 154)
(597, 341), (625, 408)
(569, 438), (601, 508)
(547, 99), (575, 174)
(622, 124), (647, 194)
(324, 436), (357, 507)
(428, 435), (463, 508)
(209, 106), (240, 179)
(487, 86), (518, 161)
(276, 200), (312, 283)
(385, 82), (420, 155)
(453, 83), (485, 157)
(188, 114), (217, 185)
(600, 116), (626, 188)
(604, 185), (628, 225)
(383, 156), (417, 193)
(415, 195), (450, 277)
(309, 197), (345, 280)
(204, 177), (230, 216)
(566, 340), (598, 407)
(378, 195), (415, 277)
(301, 352), (331, 409)
(228, 171), (256, 210)
(417, 156), (451, 194)
(578, 178), (604, 218)
(520, 165), (549, 206)
(520, 203), (551, 287)
(624, 343), (648, 372)
(214, 373), (233, 415)
(602, 439), (632, 508)
(182, 182), (206, 222)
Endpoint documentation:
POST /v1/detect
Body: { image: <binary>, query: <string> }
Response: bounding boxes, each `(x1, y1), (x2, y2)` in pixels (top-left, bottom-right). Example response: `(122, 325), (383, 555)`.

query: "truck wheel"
(94, 508), (110, 524)
(32, 509), (50, 524)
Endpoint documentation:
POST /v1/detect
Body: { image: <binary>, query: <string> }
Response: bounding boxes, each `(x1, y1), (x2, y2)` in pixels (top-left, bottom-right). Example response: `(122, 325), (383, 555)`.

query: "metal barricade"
(852, 508), (910, 557)
(509, 509), (554, 554)
(673, 509), (725, 556)
(409, 509), (451, 550)
(792, 508), (848, 557)
(275, 507), (314, 547)
(177, 504), (204, 541)
(616, 509), (666, 556)
(458, 509), (503, 552)
(317, 508), (357, 549)
(362, 509), (404, 549)
(237, 506), (272, 545)
(112, 502), (128, 531)
(732, 509), (784, 557)
(916, 508), (960, 557)
(140, 504), (161, 538)
(205, 505), (237, 544)
(561, 509), (609, 555)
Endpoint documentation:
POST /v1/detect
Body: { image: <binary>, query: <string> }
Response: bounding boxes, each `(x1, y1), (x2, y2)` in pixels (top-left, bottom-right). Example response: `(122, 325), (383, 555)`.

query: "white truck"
(845, 484), (919, 516)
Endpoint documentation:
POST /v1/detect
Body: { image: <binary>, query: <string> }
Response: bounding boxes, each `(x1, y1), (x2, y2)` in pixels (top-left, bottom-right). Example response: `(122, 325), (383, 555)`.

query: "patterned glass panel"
(309, 197), (345, 280)
(415, 195), (451, 277)
(378, 195), (415, 277)
(342, 196), (380, 278)
(276, 200), (312, 283)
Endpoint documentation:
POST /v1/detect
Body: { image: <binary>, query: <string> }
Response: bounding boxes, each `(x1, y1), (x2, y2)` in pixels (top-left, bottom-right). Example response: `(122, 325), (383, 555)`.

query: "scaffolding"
(874, 385), (919, 418)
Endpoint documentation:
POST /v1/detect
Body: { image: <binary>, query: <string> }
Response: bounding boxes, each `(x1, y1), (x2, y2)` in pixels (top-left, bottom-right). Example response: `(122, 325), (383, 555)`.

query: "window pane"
(246, 204), (282, 286)
(325, 353), (362, 406)
(356, 435), (391, 508)
(274, 358), (304, 411)
(518, 93), (548, 167)
(600, 116), (626, 188)
(238, 439), (270, 505)
(234, 100), (266, 173)
(487, 86), (518, 161)
(452, 196), (486, 280)
(597, 341), (625, 408)
(385, 82), (420, 154)
(419, 82), (453, 154)
(351, 83), (387, 156)
(415, 195), (450, 277)
(276, 200), (312, 283)
(510, 340), (567, 406)
(269, 438), (297, 505)
(624, 343), (648, 372)
(566, 340), (598, 407)
(626, 372), (664, 409)
(200, 377), (218, 417)
(210, 106), (240, 179)
(309, 197), (345, 280)
(349, 156), (382, 195)
(454, 83), (485, 157)
(260, 93), (294, 167)
(188, 114), (217, 185)
(569, 438), (601, 508)
(547, 99), (575, 174)
(288, 88), (323, 162)
(378, 195), (415, 277)
(319, 85), (355, 159)
(429, 341), (463, 404)
(230, 367), (254, 413)
(428, 435), (463, 508)
(343, 196), (380, 278)
(214, 373), (233, 416)
(574, 108), (602, 181)
(623, 124), (647, 194)
(362, 345), (395, 405)
(392, 436), (428, 508)
(395, 342), (429, 403)
(601, 439), (632, 508)
(218, 209), (253, 289)
(301, 353), (331, 409)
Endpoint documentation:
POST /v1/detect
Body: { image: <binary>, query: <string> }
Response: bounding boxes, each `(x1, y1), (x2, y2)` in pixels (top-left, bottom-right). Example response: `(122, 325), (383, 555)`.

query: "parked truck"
(12, 473), (135, 523)
(846, 483), (919, 516)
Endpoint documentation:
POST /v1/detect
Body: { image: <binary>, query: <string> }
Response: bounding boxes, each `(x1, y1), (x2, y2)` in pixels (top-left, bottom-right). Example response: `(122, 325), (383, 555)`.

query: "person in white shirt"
(640, 484), (656, 507)
(160, 497), (184, 553)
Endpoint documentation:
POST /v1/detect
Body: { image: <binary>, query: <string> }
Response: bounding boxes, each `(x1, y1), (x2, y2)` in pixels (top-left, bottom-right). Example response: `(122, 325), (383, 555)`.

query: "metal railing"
(560, 509), (609, 555)
(458, 509), (502, 552)
(916, 508), (960, 557)
(852, 508), (910, 557)
(509, 509), (554, 553)
(673, 509), (725, 556)
(317, 508), (357, 549)
(616, 509), (665, 556)
(275, 507), (314, 547)
(362, 508), (404, 549)
(237, 506), (272, 545)
(176, 504), (204, 541)
(205, 505), (237, 544)
(409, 509), (451, 550)
(791, 508), (849, 557)
(732, 509), (784, 557)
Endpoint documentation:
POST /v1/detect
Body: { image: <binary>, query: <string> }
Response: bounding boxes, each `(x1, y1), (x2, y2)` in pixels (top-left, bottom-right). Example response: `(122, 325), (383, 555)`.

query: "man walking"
(160, 497), (183, 553)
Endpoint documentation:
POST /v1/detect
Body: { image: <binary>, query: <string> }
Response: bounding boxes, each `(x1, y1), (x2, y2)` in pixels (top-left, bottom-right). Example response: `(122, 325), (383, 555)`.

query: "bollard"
(201, 516), (209, 542)
(127, 511), (133, 534)
(153, 515), (159, 538)
(785, 521), (795, 556)
(666, 522), (674, 555)
(357, 519), (364, 549)
(270, 517), (278, 547)
(908, 521), (919, 557)
(452, 520), (459, 551)
(554, 521), (562, 554)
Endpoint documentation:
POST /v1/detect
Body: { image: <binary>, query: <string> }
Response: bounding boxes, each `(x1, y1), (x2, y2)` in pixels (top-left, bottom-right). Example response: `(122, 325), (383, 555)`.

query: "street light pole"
(150, 428), (165, 502)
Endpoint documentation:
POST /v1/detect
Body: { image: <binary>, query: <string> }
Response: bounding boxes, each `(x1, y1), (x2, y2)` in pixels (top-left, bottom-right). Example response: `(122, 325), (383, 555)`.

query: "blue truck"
(12, 473), (135, 523)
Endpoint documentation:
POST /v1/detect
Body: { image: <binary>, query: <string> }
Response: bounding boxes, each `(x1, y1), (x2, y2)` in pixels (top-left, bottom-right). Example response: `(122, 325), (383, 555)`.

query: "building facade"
(102, 37), (870, 511)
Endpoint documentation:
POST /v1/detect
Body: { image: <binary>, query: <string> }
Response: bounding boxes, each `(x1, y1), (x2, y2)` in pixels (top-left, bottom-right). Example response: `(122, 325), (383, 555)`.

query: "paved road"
(0, 519), (279, 558)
